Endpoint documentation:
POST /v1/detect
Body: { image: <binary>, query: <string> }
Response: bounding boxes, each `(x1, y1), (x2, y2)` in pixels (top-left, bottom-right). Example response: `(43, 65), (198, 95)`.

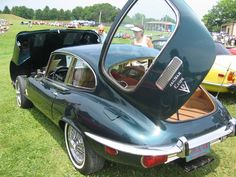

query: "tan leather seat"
(73, 68), (95, 88)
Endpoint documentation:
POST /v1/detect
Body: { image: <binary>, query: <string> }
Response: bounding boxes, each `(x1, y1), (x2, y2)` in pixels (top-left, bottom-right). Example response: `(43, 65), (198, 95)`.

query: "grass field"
(0, 14), (236, 177)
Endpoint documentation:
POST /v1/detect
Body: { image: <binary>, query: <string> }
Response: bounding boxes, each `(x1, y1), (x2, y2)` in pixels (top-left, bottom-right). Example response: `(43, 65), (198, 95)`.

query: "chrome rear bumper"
(85, 118), (236, 162)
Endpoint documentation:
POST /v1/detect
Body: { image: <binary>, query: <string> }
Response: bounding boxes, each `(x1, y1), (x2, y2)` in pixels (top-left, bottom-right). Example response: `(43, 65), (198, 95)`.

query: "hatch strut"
(215, 62), (232, 99)
(176, 110), (180, 120)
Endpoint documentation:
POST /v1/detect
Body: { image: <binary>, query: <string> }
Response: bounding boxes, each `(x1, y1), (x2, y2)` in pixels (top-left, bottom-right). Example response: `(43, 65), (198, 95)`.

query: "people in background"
(131, 25), (153, 48)
(97, 24), (107, 43)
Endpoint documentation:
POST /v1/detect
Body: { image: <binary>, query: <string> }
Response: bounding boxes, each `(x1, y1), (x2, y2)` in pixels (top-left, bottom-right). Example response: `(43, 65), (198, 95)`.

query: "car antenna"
(215, 62), (232, 99)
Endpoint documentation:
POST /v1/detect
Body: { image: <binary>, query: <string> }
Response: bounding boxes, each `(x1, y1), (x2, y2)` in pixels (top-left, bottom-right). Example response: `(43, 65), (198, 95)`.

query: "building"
(145, 21), (175, 32)
(221, 21), (236, 36)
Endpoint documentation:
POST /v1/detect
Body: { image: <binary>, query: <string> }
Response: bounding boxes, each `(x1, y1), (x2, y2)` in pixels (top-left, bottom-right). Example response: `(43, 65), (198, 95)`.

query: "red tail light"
(105, 146), (118, 156)
(227, 71), (235, 83)
(141, 155), (168, 168)
(218, 73), (225, 78)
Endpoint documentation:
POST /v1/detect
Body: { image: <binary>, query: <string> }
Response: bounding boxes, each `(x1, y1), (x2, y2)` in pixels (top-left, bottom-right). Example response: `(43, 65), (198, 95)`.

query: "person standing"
(97, 24), (107, 43)
(131, 25), (153, 48)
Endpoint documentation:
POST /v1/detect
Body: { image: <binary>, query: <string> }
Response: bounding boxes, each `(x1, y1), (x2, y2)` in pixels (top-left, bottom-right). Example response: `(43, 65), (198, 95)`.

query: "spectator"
(131, 25), (153, 48)
(97, 24), (107, 43)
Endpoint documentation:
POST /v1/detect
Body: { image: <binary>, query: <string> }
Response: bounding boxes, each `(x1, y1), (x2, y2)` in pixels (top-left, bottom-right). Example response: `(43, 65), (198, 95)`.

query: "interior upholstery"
(72, 68), (95, 88)
(169, 87), (215, 121)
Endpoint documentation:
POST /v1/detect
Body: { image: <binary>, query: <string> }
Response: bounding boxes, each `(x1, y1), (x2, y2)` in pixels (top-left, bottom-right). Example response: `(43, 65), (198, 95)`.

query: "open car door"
(99, 0), (216, 120)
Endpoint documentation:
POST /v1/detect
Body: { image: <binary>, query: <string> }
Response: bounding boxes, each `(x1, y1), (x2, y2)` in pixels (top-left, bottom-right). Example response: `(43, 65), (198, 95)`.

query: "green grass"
(0, 14), (236, 177)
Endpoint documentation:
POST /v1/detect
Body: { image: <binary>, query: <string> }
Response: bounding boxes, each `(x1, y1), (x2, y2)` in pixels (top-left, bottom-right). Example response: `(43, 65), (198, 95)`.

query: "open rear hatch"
(99, 0), (216, 121)
(10, 29), (100, 82)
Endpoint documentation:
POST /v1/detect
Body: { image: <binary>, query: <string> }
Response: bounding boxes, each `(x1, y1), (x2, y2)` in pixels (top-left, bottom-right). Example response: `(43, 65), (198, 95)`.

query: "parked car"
(10, 0), (236, 175)
(227, 46), (236, 55)
(202, 42), (236, 93)
(152, 37), (168, 50)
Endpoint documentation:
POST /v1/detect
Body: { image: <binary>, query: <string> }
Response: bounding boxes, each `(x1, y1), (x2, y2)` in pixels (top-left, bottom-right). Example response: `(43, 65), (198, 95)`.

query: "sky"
(0, 0), (219, 20)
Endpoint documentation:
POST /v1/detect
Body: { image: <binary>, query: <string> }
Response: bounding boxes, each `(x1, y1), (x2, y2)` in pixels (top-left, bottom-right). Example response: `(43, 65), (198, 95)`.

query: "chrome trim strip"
(202, 81), (233, 88)
(85, 132), (181, 156)
(85, 118), (236, 156)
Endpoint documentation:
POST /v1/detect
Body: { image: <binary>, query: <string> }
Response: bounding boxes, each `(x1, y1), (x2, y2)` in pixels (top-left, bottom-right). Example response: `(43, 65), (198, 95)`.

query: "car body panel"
(227, 47), (236, 55)
(10, 0), (236, 171)
(99, 0), (216, 120)
(10, 29), (100, 83)
(202, 52), (236, 93)
(12, 29), (100, 66)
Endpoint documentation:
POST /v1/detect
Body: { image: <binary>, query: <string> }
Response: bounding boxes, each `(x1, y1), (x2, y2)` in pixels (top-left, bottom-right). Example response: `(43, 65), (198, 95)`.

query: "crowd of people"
(0, 19), (9, 34)
(212, 32), (236, 47)
(97, 24), (154, 48)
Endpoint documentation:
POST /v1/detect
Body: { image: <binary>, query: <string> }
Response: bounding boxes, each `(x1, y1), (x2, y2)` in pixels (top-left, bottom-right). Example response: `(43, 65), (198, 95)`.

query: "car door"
(51, 55), (97, 123)
(99, 0), (216, 120)
(27, 53), (73, 120)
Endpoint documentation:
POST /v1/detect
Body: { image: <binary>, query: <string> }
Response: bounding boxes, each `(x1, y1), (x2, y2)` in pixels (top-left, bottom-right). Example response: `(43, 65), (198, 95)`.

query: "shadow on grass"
(28, 108), (66, 151)
(211, 92), (236, 105)
(92, 151), (220, 177)
(27, 107), (221, 177)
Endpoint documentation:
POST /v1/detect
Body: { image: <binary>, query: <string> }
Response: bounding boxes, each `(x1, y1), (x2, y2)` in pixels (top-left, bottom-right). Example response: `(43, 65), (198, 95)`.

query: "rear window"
(103, 0), (177, 90)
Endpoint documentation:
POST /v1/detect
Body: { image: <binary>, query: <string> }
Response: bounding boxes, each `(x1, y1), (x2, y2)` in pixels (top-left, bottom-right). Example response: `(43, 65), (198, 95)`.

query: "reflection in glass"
(105, 0), (177, 90)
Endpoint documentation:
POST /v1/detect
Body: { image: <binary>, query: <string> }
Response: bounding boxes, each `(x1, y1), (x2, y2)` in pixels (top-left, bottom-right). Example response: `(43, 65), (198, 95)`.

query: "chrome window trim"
(48, 51), (98, 91)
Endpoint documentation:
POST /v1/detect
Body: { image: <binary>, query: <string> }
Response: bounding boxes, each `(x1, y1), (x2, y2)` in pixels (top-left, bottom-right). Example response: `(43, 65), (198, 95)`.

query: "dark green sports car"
(10, 0), (236, 175)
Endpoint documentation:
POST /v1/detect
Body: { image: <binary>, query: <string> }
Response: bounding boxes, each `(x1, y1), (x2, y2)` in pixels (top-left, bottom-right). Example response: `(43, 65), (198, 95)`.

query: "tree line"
(0, 4), (119, 22)
(203, 0), (236, 32)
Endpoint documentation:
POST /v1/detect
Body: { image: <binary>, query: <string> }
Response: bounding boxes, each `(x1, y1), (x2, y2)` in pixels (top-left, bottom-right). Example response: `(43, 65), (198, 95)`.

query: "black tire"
(15, 76), (33, 109)
(64, 123), (104, 175)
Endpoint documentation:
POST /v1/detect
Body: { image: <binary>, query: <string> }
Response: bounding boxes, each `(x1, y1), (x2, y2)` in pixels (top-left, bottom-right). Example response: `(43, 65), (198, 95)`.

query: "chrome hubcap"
(15, 80), (21, 106)
(67, 126), (85, 165)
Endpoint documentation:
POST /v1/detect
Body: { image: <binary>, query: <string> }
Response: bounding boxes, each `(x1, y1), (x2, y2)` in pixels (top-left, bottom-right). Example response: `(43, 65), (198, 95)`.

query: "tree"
(82, 3), (119, 22)
(35, 9), (43, 20)
(1, 4), (119, 22)
(160, 15), (175, 23)
(58, 9), (65, 20)
(41, 6), (50, 20)
(11, 6), (34, 19)
(203, 0), (236, 32)
(50, 8), (58, 20)
(3, 6), (10, 14)
(64, 10), (72, 20)
(72, 6), (84, 20)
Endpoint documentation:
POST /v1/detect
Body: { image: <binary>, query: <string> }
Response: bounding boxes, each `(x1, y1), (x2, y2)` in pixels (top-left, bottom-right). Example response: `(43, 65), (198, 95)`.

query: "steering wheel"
(50, 66), (68, 82)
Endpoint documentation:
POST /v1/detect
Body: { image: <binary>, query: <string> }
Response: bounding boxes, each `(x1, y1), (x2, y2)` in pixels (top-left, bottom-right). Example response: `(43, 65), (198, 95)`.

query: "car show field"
(0, 14), (236, 177)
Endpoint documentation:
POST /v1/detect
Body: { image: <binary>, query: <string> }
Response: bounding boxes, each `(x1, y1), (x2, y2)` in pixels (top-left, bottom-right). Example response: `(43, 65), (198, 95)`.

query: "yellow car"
(202, 42), (236, 93)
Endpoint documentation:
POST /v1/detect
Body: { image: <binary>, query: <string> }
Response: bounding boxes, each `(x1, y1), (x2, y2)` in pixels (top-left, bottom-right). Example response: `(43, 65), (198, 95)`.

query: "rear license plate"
(186, 143), (210, 162)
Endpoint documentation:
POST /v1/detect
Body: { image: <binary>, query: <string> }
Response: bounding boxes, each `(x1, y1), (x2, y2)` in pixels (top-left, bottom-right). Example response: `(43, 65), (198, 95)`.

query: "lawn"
(0, 14), (236, 177)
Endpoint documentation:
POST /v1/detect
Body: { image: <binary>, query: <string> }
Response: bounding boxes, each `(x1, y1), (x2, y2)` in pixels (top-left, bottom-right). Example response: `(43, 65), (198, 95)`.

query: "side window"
(46, 54), (72, 83)
(104, 0), (177, 90)
(69, 58), (96, 89)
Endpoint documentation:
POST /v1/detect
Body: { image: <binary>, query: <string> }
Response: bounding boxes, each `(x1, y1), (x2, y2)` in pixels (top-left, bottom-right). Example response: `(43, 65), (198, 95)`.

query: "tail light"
(227, 71), (236, 83)
(105, 146), (118, 156)
(141, 155), (168, 168)
(218, 73), (225, 78)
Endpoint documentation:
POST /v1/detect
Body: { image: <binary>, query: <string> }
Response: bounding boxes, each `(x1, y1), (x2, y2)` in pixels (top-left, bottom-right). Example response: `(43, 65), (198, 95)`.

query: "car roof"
(54, 44), (103, 70)
(54, 44), (159, 71)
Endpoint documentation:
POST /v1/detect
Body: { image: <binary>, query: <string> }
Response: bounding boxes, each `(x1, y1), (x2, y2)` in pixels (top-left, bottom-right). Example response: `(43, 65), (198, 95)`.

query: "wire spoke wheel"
(67, 126), (85, 166)
(64, 123), (105, 175)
